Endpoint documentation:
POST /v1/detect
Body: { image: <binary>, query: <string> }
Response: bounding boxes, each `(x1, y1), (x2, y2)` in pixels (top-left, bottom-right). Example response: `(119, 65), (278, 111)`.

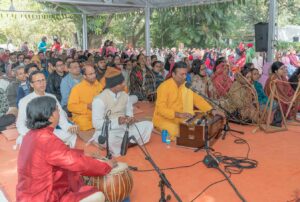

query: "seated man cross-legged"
(91, 68), (153, 156)
(68, 64), (103, 132)
(153, 61), (223, 140)
(16, 70), (78, 148)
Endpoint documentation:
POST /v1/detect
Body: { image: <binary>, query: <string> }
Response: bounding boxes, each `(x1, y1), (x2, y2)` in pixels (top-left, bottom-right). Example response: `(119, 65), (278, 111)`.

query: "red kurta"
(17, 127), (112, 202)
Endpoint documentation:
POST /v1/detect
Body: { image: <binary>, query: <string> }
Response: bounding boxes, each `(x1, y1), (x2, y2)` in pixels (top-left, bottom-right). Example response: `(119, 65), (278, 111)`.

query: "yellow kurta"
(153, 78), (212, 139)
(68, 80), (103, 131)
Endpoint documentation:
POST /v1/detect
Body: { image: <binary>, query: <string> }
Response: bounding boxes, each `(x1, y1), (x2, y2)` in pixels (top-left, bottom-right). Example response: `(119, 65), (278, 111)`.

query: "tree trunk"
(132, 23), (145, 48)
(87, 14), (114, 49)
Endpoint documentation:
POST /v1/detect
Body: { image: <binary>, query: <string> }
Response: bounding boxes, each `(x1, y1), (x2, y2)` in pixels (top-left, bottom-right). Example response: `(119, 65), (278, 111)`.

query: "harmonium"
(176, 112), (224, 149)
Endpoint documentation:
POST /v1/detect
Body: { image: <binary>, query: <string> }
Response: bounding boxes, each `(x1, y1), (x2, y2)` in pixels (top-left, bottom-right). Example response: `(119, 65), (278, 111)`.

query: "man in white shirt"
(16, 70), (78, 148)
(91, 68), (152, 156)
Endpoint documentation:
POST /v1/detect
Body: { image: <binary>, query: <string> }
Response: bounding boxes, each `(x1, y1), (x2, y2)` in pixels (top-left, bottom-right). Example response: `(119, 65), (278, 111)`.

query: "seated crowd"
(0, 38), (299, 201)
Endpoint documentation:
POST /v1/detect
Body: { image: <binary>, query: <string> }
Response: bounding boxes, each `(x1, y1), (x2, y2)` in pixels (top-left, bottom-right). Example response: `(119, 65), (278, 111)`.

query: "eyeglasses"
(85, 72), (96, 76)
(32, 79), (46, 84)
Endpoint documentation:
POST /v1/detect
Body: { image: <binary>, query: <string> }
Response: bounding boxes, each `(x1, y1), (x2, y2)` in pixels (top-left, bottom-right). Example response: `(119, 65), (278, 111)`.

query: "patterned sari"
(264, 74), (295, 116)
(211, 63), (233, 99)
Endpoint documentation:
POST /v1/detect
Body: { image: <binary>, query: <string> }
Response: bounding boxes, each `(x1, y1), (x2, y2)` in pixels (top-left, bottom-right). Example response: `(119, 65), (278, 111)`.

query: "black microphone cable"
(98, 110), (111, 144)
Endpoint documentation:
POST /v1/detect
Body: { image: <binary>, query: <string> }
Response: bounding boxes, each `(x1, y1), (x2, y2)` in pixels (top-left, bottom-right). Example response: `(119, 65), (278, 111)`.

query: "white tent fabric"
(38, 0), (233, 53)
(38, 0), (233, 15)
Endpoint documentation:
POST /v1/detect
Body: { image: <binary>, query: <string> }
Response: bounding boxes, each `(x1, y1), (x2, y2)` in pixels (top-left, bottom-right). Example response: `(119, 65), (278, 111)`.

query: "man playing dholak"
(153, 61), (223, 140)
(91, 68), (153, 156)
(17, 96), (114, 202)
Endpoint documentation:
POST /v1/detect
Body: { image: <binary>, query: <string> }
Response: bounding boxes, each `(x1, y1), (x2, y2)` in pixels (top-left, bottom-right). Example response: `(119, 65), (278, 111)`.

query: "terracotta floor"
(1, 102), (300, 202)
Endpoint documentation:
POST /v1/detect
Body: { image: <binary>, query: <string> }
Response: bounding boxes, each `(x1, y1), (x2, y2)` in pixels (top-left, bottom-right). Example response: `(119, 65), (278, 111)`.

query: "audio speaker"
(254, 22), (268, 52)
(293, 36), (299, 42)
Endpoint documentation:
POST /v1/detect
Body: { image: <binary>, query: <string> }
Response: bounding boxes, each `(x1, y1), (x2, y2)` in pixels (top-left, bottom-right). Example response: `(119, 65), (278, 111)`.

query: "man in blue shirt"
(60, 61), (82, 116)
(16, 63), (39, 107)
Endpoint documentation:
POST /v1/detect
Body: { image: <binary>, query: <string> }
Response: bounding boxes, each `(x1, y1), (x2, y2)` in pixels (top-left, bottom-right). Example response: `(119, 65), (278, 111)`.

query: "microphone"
(185, 82), (192, 89)
(98, 110), (111, 144)
(98, 128), (106, 144)
(120, 124), (130, 156)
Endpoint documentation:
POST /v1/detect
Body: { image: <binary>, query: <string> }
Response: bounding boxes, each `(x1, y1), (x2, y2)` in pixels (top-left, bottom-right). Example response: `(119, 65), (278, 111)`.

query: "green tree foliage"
(0, 0), (77, 50)
(150, 3), (235, 48)
(0, 0), (299, 50)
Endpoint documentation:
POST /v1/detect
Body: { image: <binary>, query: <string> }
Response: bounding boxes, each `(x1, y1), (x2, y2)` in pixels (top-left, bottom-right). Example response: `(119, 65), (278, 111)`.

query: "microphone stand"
(186, 84), (244, 140)
(195, 114), (215, 152)
(130, 136), (182, 202)
(104, 112), (112, 160)
(196, 102), (247, 202)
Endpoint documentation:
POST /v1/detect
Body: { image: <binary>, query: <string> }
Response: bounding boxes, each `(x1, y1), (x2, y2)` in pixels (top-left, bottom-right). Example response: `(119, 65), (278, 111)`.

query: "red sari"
(211, 63), (233, 98)
(17, 127), (112, 202)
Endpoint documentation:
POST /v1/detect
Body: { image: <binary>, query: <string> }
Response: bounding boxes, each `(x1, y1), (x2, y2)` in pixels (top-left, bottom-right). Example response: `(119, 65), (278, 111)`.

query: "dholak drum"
(85, 162), (133, 202)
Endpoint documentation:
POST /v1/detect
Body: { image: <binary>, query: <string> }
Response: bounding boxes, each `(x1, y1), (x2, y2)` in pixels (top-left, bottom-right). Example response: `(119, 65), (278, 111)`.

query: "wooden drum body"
(177, 113), (224, 148)
(86, 162), (133, 202)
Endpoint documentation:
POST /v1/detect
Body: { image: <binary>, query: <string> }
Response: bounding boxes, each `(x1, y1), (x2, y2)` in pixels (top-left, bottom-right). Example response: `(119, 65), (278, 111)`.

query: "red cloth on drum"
(16, 127), (112, 202)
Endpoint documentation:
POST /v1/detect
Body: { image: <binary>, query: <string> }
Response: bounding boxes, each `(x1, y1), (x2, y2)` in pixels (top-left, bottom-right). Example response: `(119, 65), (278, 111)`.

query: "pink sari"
(211, 63), (233, 98)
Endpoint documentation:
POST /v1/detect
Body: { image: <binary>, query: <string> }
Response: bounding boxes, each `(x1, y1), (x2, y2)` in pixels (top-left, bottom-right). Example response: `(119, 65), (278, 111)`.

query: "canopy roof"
(37, 0), (233, 15)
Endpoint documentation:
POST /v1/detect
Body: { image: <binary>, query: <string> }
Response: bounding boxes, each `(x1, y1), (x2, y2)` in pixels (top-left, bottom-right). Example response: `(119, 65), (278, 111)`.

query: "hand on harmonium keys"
(175, 112), (194, 119)
(211, 109), (226, 123)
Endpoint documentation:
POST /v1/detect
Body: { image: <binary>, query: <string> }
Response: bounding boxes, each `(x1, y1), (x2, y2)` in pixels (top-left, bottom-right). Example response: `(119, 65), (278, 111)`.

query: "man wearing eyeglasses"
(46, 59), (67, 102)
(68, 64), (103, 132)
(16, 70), (78, 148)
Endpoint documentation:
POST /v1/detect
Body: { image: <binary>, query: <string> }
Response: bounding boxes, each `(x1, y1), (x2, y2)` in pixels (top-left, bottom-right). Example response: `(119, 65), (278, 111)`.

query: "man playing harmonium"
(153, 61), (224, 140)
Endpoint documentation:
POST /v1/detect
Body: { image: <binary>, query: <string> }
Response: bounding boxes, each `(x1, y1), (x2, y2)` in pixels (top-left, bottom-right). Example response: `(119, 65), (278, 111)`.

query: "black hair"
(17, 53), (25, 59)
(47, 58), (56, 67)
(137, 53), (144, 62)
(271, 61), (284, 73)
(28, 70), (44, 83)
(67, 60), (79, 68)
(164, 54), (173, 71)
(243, 63), (254, 71)
(25, 63), (38, 74)
(98, 56), (105, 62)
(113, 54), (120, 59)
(55, 58), (63, 66)
(107, 54), (114, 58)
(121, 52), (129, 60)
(78, 55), (88, 63)
(172, 61), (187, 73)
(129, 54), (137, 61)
(152, 60), (162, 68)
(213, 57), (226, 72)
(191, 59), (204, 75)
(151, 55), (157, 60)
(241, 67), (254, 77)
(26, 96), (57, 129)
(106, 62), (116, 68)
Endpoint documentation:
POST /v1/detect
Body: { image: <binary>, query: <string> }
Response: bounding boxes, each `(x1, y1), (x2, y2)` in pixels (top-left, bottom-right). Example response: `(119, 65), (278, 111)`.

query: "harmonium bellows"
(176, 113), (224, 148)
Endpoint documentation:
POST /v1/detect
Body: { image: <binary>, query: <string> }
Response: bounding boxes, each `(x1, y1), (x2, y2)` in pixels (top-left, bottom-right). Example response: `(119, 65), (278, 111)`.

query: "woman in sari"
(220, 67), (259, 123)
(211, 57), (233, 99)
(129, 53), (155, 101)
(190, 59), (214, 98)
(264, 61), (295, 118)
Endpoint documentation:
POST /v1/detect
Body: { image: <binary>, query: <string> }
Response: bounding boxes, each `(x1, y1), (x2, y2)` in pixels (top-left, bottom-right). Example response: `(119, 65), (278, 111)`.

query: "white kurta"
(92, 90), (153, 157)
(16, 92), (77, 148)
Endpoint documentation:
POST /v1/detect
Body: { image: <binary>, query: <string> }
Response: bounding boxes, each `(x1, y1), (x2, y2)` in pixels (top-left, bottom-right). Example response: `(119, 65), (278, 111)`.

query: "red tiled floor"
(1, 102), (300, 202)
